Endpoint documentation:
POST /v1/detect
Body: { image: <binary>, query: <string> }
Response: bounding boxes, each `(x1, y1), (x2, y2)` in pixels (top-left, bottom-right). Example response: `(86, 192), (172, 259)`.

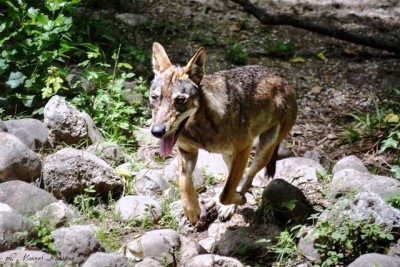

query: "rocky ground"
(0, 0), (400, 266)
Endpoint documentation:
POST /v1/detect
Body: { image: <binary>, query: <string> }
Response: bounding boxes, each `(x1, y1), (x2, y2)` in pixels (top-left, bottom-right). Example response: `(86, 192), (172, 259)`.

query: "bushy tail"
(266, 144), (279, 178)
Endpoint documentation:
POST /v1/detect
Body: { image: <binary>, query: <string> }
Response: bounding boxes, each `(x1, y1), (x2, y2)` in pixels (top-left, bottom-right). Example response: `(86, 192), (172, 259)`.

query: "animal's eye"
(150, 94), (158, 101)
(175, 96), (186, 105)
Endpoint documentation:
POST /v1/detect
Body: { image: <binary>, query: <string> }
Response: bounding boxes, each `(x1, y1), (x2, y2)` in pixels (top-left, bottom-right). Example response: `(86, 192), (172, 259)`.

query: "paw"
(218, 204), (237, 222)
(182, 202), (202, 225)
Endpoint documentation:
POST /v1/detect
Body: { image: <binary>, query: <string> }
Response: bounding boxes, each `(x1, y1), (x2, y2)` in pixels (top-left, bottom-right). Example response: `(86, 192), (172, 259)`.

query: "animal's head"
(149, 42), (206, 156)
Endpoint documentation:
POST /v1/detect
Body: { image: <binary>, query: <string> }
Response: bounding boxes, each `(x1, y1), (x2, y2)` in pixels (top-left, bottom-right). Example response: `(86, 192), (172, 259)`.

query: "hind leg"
(238, 124), (282, 195)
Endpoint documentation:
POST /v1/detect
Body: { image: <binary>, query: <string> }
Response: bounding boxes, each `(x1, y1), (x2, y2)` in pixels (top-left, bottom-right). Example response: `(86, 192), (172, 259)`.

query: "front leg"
(177, 147), (204, 225)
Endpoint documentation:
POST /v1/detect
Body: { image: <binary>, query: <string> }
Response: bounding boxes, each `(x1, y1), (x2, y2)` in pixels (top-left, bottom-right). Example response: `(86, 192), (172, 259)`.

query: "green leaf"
(380, 137), (398, 153)
(36, 13), (49, 27)
(21, 95), (35, 108)
(0, 23), (5, 33)
(117, 62), (133, 69)
(6, 71), (27, 89)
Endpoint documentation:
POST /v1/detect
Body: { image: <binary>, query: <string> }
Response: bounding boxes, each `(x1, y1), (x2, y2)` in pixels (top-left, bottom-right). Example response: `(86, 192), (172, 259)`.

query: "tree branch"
(231, 0), (400, 55)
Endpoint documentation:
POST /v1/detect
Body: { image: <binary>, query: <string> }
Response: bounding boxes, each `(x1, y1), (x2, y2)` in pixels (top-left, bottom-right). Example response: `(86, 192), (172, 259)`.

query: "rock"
(388, 239), (400, 258)
(80, 111), (103, 143)
(86, 142), (126, 166)
(0, 249), (62, 267)
(198, 237), (217, 253)
(42, 148), (124, 201)
(82, 252), (133, 267)
(135, 257), (163, 267)
(115, 195), (162, 223)
(0, 180), (57, 216)
(258, 179), (312, 225)
(274, 157), (325, 186)
(332, 155), (369, 174)
(303, 150), (321, 163)
(197, 150), (229, 177)
(133, 127), (159, 148)
(36, 200), (78, 227)
(44, 95), (102, 145)
(0, 211), (33, 251)
(0, 132), (42, 182)
(51, 225), (105, 265)
(0, 203), (13, 213)
(0, 119), (7, 132)
(164, 158), (205, 190)
(4, 119), (49, 151)
(115, 13), (148, 27)
(179, 236), (207, 266)
(66, 68), (95, 92)
(183, 254), (244, 267)
(217, 224), (280, 257)
(321, 192), (400, 232)
(331, 169), (400, 197)
(348, 253), (400, 267)
(122, 229), (180, 265)
(135, 169), (175, 200)
(297, 227), (320, 261)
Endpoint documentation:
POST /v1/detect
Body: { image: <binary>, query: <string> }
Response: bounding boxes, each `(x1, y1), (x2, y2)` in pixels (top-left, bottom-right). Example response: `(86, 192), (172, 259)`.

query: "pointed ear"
(184, 47), (205, 84)
(152, 42), (172, 75)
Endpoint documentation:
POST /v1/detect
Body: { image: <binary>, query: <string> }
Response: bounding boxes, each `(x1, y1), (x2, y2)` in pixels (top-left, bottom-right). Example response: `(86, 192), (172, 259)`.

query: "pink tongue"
(160, 134), (175, 156)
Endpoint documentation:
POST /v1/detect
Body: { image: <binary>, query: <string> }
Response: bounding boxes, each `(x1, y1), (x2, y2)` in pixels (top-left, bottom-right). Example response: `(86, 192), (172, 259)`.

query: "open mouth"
(159, 117), (189, 156)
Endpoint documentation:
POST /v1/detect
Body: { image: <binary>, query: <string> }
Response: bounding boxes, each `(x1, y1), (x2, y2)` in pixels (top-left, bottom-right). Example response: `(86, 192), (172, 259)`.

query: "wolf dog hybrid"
(149, 42), (297, 227)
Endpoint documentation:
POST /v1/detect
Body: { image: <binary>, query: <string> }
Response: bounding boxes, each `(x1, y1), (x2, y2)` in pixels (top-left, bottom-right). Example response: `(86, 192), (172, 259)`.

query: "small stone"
(310, 86), (322, 94)
(115, 195), (162, 223)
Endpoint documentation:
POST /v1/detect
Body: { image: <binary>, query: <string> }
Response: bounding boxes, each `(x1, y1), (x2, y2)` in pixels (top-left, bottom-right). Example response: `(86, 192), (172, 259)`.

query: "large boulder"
(115, 195), (162, 223)
(273, 157), (325, 185)
(134, 169), (175, 200)
(0, 211), (33, 251)
(332, 155), (369, 174)
(86, 142), (126, 166)
(0, 132), (42, 182)
(42, 148), (124, 201)
(4, 118), (49, 151)
(348, 253), (400, 267)
(82, 252), (133, 267)
(183, 254), (244, 267)
(51, 225), (105, 265)
(258, 179), (312, 225)
(217, 224), (280, 257)
(121, 229), (180, 265)
(0, 180), (57, 216)
(331, 169), (400, 197)
(0, 119), (7, 132)
(44, 95), (102, 145)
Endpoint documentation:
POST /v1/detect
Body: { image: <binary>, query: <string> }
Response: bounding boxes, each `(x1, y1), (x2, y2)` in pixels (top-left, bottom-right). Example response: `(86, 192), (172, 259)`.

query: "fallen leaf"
(317, 52), (328, 62)
(289, 56), (306, 63)
(384, 113), (399, 123)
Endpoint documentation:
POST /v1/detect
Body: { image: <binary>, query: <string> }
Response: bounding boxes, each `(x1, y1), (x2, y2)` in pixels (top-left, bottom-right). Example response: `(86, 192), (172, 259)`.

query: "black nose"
(151, 125), (166, 138)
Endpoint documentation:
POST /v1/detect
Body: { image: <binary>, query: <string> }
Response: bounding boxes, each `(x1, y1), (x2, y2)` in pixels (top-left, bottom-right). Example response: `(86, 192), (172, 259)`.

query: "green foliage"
(18, 217), (56, 254)
(226, 42), (248, 65)
(384, 192), (400, 209)
(271, 230), (302, 266)
(314, 216), (394, 266)
(73, 184), (100, 217)
(95, 227), (122, 252)
(268, 40), (296, 59)
(159, 200), (179, 230)
(1, 0), (84, 112)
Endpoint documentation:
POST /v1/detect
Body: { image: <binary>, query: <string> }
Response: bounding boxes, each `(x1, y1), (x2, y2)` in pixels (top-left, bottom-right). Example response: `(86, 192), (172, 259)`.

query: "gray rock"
(86, 142), (126, 166)
(297, 227), (320, 261)
(135, 169), (175, 200)
(135, 257), (163, 267)
(0, 203), (13, 213)
(179, 236), (207, 266)
(42, 148), (124, 201)
(82, 252), (133, 267)
(0, 180), (57, 216)
(198, 237), (217, 253)
(331, 169), (400, 197)
(388, 239), (400, 258)
(44, 95), (101, 145)
(0, 119), (7, 132)
(115, 13), (148, 27)
(80, 111), (103, 143)
(36, 200), (78, 227)
(66, 70), (95, 92)
(164, 157), (205, 190)
(258, 179), (312, 225)
(51, 225), (105, 265)
(0, 132), (42, 182)
(321, 191), (400, 232)
(274, 157), (325, 185)
(0, 211), (33, 251)
(123, 229), (180, 265)
(332, 155), (369, 174)
(0, 249), (62, 267)
(183, 254), (244, 267)
(197, 150), (229, 177)
(348, 253), (400, 267)
(217, 224), (280, 257)
(115, 195), (162, 223)
(4, 118), (49, 151)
